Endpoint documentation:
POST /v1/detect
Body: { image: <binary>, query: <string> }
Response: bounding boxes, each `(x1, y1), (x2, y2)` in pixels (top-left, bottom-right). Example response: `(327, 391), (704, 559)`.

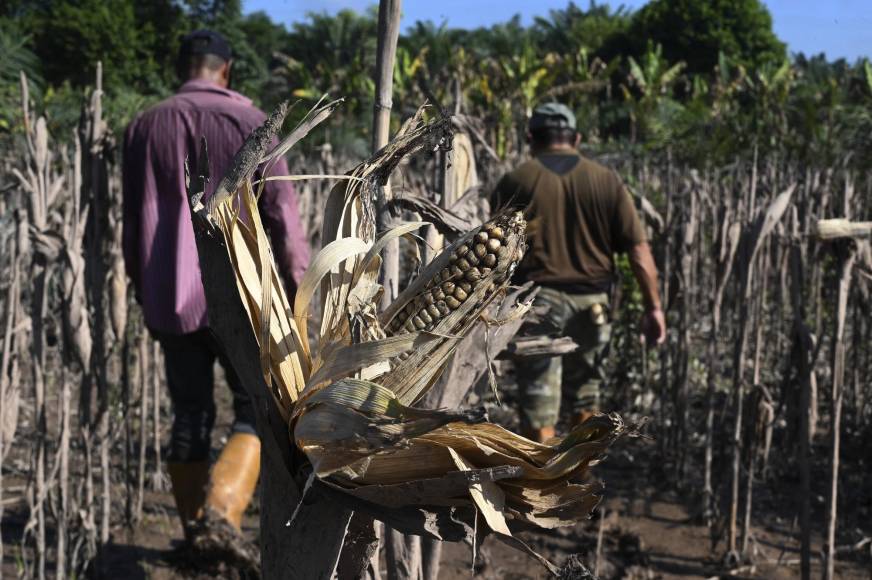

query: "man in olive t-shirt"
(491, 103), (665, 443)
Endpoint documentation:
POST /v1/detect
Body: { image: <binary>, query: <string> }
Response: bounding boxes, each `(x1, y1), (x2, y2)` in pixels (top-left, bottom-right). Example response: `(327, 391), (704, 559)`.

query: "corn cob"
(386, 212), (526, 335)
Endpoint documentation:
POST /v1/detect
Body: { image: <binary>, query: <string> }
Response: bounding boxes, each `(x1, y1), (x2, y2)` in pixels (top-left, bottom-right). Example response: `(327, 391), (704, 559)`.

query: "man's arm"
(257, 155), (310, 298)
(629, 242), (666, 345)
(612, 177), (665, 345)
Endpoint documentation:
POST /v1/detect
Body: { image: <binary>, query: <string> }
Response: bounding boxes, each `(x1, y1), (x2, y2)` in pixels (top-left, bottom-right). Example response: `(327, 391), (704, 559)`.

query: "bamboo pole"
(150, 341), (165, 491)
(727, 184), (795, 562)
(824, 175), (857, 580)
(373, 0), (402, 310)
(824, 243), (855, 580)
(789, 242), (813, 580)
(658, 152), (673, 456)
(740, 241), (770, 556)
(372, 0), (401, 153)
(135, 331), (148, 521)
(675, 184), (696, 481)
(0, 212), (23, 572)
(371, 3), (406, 574)
(15, 71), (53, 580)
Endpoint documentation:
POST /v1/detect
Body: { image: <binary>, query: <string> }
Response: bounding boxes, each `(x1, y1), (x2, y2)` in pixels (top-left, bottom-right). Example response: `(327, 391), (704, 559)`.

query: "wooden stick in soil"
(823, 225), (858, 580)
(824, 244), (855, 580)
(57, 351), (71, 579)
(122, 328), (134, 526)
(703, 204), (737, 532)
(741, 242), (770, 556)
(17, 70), (51, 580)
(135, 331), (149, 520)
(727, 256), (752, 562)
(0, 215), (23, 573)
(657, 151), (673, 458)
(150, 341), (165, 491)
(727, 183), (794, 562)
(594, 510), (606, 577)
(674, 184), (696, 482)
(789, 243), (813, 580)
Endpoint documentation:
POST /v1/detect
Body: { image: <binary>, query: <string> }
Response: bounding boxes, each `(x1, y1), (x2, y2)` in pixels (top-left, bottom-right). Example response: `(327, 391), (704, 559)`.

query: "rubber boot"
(522, 425), (556, 444)
(167, 461), (210, 540)
(205, 432), (261, 530)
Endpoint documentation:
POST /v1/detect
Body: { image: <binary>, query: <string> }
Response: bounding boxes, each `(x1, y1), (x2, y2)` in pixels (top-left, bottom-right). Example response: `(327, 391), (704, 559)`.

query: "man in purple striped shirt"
(122, 30), (308, 553)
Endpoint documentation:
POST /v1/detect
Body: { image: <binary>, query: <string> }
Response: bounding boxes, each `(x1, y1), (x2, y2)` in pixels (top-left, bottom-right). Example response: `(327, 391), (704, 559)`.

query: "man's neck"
(533, 144), (578, 156)
(185, 72), (228, 89)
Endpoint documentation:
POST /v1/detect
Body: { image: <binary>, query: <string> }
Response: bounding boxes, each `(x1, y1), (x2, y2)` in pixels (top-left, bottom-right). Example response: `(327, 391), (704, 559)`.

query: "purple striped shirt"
(123, 79), (309, 334)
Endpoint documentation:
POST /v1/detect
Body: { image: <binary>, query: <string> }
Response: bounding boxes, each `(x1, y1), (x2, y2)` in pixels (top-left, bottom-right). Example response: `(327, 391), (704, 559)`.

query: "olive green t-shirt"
(491, 151), (645, 293)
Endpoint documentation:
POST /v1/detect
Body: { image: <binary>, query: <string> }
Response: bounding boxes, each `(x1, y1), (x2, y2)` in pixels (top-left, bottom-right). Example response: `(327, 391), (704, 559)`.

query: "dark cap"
(529, 102), (577, 131)
(179, 29), (232, 62)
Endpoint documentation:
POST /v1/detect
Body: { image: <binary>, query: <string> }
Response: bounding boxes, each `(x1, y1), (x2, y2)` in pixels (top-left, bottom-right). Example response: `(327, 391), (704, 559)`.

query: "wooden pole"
(824, 175), (857, 580)
(727, 184), (795, 562)
(789, 243), (812, 580)
(372, 0), (401, 153)
(370, 3), (404, 574)
(373, 0), (402, 309)
(824, 242), (855, 580)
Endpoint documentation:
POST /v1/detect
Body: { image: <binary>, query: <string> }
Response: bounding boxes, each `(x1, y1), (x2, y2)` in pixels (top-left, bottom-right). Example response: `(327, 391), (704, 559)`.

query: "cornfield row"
(0, 65), (870, 579)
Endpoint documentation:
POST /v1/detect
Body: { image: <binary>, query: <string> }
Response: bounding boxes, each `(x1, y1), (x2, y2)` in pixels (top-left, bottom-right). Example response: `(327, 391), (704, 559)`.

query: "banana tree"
(743, 59), (793, 146)
(541, 47), (619, 142)
(278, 10), (377, 117)
(497, 42), (557, 119)
(483, 42), (559, 156)
(621, 42), (686, 143)
(391, 45), (426, 119)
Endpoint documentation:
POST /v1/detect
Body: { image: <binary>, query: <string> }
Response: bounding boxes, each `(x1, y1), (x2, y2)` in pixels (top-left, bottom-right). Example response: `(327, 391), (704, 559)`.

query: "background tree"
(621, 42), (686, 144)
(627, 0), (786, 76)
(532, 1), (632, 59)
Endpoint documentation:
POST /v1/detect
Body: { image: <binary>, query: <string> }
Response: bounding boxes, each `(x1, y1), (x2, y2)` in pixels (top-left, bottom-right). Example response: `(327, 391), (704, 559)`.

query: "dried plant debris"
(201, 101), (630, 575)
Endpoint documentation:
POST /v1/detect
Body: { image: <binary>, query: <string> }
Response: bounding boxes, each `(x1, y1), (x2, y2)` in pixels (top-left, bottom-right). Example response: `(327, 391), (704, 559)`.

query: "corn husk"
(204, 103), (630, 575)
(294, 377), (625, 530)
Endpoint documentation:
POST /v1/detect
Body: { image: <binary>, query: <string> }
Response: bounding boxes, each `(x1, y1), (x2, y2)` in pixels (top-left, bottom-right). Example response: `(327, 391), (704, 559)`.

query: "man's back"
(123, 80), (308, 334)
(491, 151), (645, 293)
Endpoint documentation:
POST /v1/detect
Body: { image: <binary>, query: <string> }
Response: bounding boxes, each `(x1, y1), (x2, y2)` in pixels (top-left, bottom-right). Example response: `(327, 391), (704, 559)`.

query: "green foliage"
(19, 0), (183, 92)
(1, 0), (868, 170)
(532, 1), (631, 58)
(628, 0), (786, 76)
(621, 42), (687, 144)
(0, 22), (42, 133)
(281, 10), (377, 105)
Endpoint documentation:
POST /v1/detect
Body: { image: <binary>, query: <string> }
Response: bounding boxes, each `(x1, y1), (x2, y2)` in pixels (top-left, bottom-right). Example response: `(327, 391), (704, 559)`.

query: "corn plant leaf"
(305, 332), (441, 393)
(294, 237), (371, 356)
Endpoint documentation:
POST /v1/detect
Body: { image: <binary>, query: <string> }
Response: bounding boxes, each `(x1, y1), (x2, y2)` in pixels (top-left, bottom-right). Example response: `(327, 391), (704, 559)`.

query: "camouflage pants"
(516, 287), (611, 430)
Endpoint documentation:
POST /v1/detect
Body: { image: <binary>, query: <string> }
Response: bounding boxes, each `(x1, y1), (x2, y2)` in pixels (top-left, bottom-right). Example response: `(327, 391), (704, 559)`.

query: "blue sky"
(243, 0), (871, 62)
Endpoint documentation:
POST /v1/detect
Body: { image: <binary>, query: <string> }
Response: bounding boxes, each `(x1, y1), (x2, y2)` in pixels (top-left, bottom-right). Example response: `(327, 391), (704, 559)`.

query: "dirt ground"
(6, 443), (866, 579)
(3, 375), (870, 579)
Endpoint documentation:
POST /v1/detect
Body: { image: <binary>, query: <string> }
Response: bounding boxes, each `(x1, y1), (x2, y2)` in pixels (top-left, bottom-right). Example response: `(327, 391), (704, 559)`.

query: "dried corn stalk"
(199, 101), (629, 575)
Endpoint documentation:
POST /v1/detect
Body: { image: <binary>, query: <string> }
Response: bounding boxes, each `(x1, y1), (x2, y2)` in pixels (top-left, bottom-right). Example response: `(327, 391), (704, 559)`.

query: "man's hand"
(628, 242), (665, 346)
(640, 308), (666, 346)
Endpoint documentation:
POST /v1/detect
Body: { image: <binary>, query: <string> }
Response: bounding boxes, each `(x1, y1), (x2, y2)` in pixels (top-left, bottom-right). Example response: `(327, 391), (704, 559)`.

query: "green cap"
(529, 102), (577, 131)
